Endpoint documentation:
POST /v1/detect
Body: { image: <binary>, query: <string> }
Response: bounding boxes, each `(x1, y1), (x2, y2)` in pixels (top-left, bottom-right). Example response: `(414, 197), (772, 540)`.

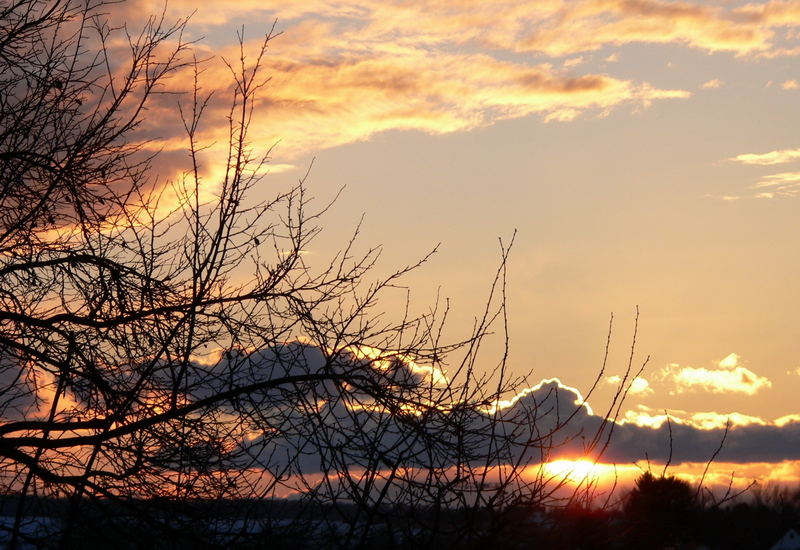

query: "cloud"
(505, 0), (787, 56)
(604, 414), (800, 464)
(661, 353), (772, 395)
(151, 344), (800, 473)
(776, 414), (800, 427)
(105, 0), (800, 223)
(783, 79), (800, 89)
(562, 56), (586, 70)
(483, 377), (800, 465)
(109, 0), (800, 169)
(112, 0), (748, 174)
(606, 375), (653, 396)
(730, 148), (800, 165)
(109, 27), (691, 220)
(487, 377), (595, 416)
(123, 0), (795, 57)
(753, 171), (800, 194)
(154, 36), (689, 162)
(714, 165), (800, 199)
(620, 405), (769, 430)
(700, 78), (723, 89)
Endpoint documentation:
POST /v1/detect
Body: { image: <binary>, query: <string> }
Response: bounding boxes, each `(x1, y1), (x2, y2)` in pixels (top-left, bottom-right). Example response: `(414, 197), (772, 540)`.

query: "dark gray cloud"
(233, 347), (800, 469)
(3, 342), (798, 476)
(495, 381), (800, 465)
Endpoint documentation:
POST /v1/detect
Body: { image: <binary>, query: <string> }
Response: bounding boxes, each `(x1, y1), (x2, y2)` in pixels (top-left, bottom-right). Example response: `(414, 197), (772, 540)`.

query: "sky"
(117, 0), (800, 490)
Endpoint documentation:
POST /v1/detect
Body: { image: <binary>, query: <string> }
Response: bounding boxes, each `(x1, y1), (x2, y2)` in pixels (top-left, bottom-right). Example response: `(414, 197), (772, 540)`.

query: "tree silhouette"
(623, 471), (699, 548)
(0, 2), (635, 549)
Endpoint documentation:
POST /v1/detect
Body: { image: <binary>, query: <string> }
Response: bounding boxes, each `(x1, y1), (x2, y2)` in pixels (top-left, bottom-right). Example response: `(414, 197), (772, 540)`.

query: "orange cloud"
(515, 1), (774, 56)
(94, 0), (800, 216)
(123, 0), (800, 57)
(107, 0), (799, 198)
(134, 33), (689, 171)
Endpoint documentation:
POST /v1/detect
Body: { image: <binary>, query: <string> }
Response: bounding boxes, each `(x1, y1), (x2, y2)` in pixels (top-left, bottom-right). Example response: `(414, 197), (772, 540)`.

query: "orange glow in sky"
(100, 0), (800, 487)
(542, 459), (615, 485)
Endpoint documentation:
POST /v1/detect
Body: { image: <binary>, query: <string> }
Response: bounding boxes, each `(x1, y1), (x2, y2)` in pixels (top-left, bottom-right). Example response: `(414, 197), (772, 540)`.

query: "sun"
(543, 459), (605, 484)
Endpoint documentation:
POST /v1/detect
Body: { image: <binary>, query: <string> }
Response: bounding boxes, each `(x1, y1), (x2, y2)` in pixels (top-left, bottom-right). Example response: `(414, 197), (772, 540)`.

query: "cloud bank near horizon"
(490, 376), (800, 465)
(214, 343), (800, 471)
(6, 341), (798, 478)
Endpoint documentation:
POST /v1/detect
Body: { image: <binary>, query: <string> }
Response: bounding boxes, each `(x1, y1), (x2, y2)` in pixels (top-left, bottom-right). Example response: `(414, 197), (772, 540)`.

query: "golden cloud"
(782, 79), (800, 89)
(661, 353), (772, 396)
(731, 148), (800, 165)
(110, 0), (800, 175)
(133, 31), (690, 171)
(701, 78), (724, 89)
(114, 0), (800, 92)
(113, 0), (800, 190)
(754, 171), (800, 187)
(157, 0), (800, 56)
(121, 0), (777, 55)
(96, 0), (800, 216)
(621, 404), (777, 430)
(728, 147), (800, 198)
(606, 375), (653, 395)
(776, 413), (800, 427)
(749, 171), (800, 198)
(484, 377), (595, 416)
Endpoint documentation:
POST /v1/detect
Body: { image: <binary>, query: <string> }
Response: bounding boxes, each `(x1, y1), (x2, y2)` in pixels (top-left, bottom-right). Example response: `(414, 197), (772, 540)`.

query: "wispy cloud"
(750, 171), (800, 197)
(730, 148), (800, 165)
(127, 0), (797, 57)
(782, 79), (800, 89)
(728, 148), (800, 199)
(124, 0), (800, 167)
(562, 56), (586, 70)
(107, 1), (800, 210)
(754, 171), (800, 187)
(701, 78), (724, 89)
(133, 32), (690, 168)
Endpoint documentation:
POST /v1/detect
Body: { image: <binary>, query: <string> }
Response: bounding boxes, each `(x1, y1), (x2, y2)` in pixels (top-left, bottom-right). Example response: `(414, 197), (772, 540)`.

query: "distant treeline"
(2, 474), (799, 550)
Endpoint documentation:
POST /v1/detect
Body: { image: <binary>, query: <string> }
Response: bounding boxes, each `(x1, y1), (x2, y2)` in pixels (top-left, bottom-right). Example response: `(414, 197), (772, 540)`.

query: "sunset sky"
(121, 0), (800, 489)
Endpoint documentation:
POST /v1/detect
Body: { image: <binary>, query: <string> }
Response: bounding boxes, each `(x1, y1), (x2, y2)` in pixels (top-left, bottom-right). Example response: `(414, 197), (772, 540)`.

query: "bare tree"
(0, 2), (636, 549)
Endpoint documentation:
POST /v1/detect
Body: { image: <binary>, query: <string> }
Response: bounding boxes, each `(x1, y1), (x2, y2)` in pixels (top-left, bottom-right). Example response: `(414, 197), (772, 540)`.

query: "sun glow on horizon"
(540, 459), (631, 486)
